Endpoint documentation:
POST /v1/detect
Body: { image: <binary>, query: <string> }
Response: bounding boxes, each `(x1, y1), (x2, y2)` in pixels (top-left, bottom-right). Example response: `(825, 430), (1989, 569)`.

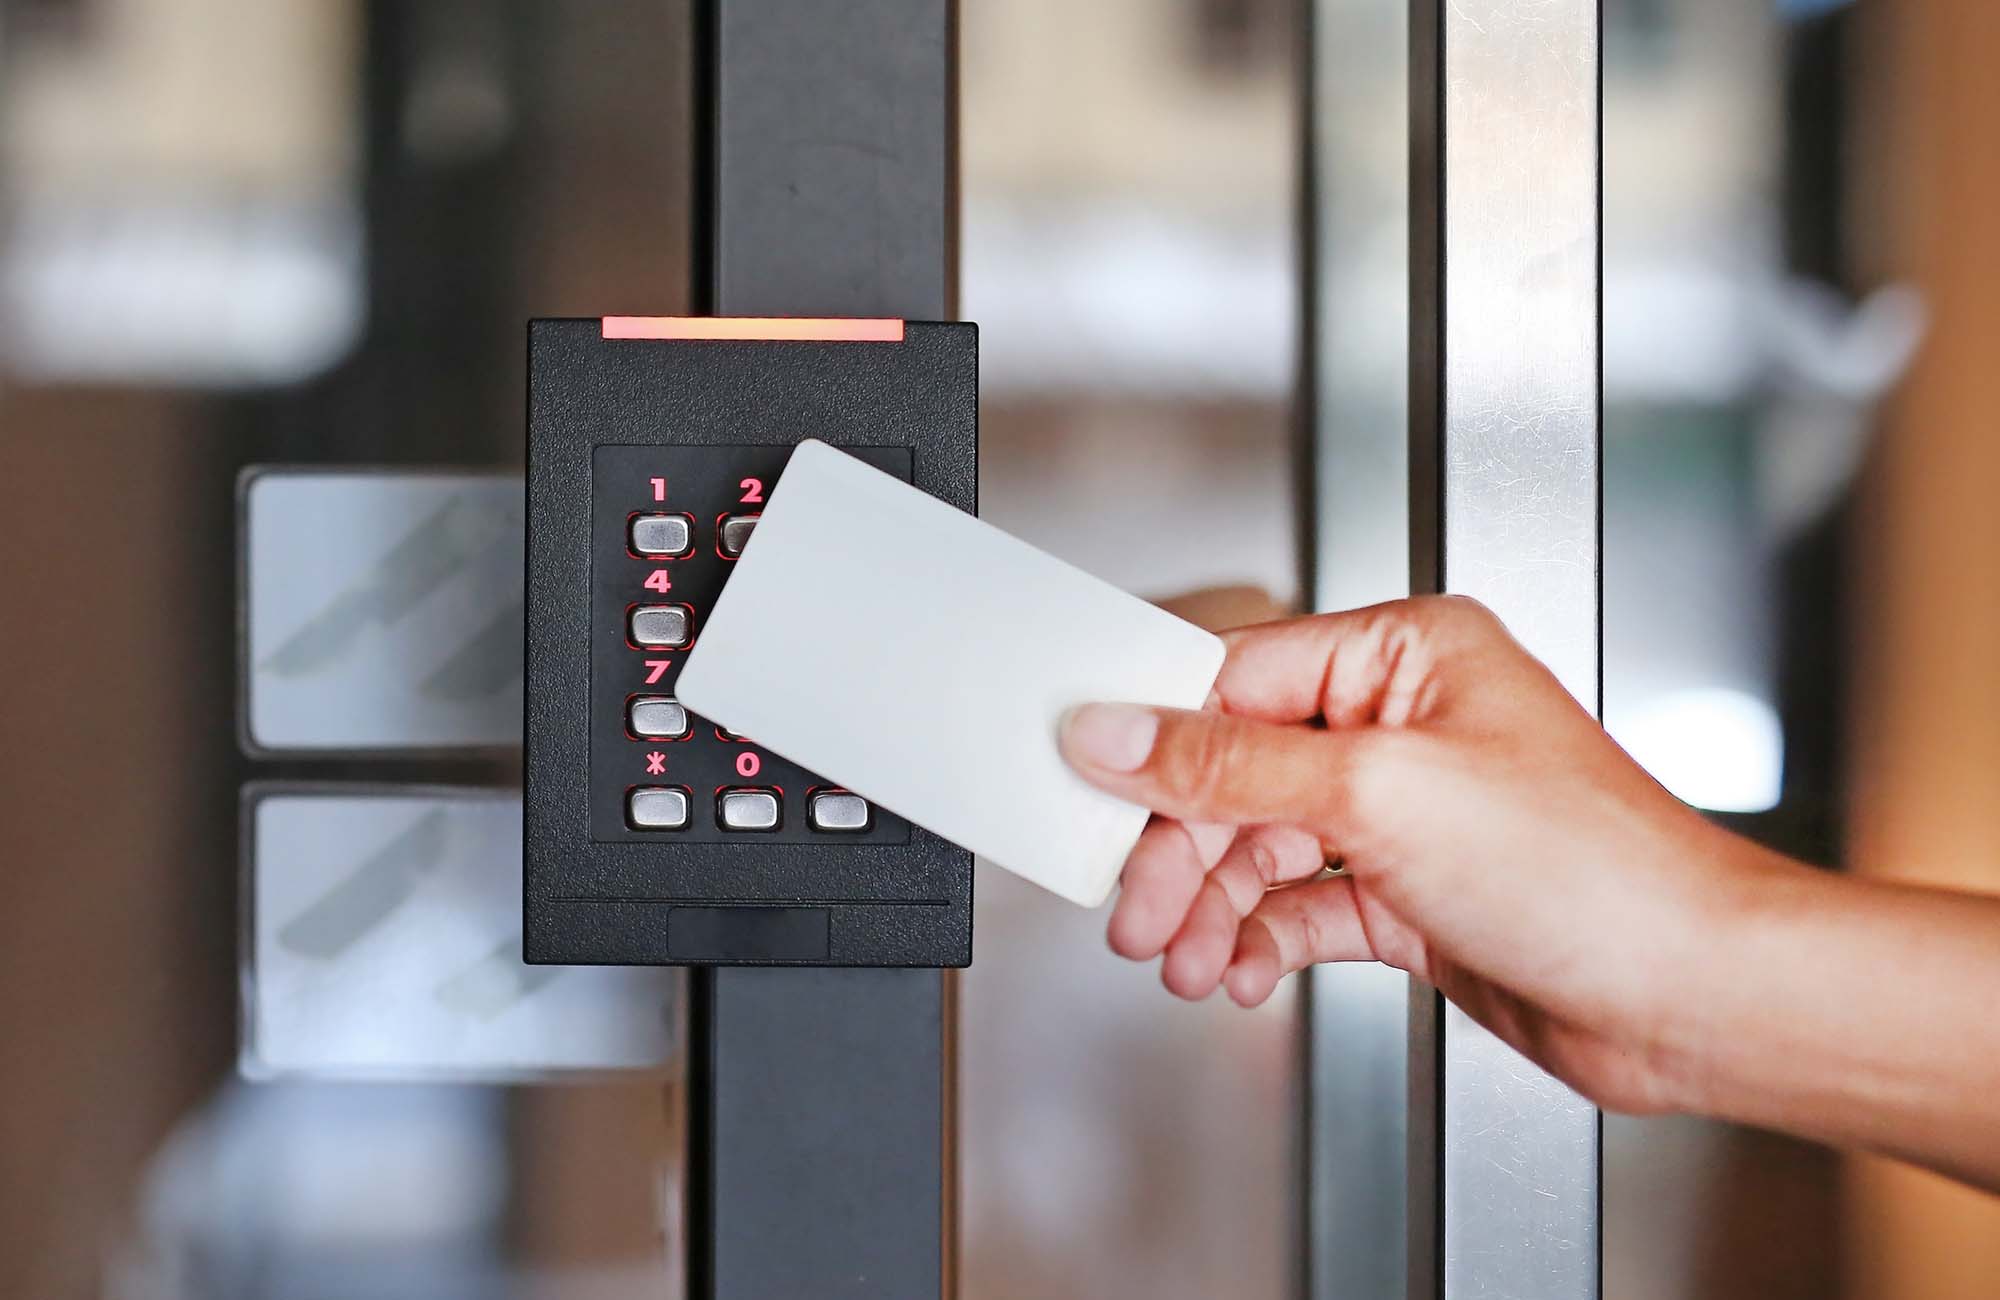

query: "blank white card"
(676, 440), (1225, 907)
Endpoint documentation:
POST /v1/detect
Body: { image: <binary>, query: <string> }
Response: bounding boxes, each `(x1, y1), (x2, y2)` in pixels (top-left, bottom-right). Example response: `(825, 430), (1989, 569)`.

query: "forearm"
(1673, 856), (2000, 1189)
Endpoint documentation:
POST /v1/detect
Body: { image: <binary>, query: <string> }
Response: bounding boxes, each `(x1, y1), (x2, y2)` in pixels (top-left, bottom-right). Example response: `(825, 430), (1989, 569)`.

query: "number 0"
(735, 751), (761, 778)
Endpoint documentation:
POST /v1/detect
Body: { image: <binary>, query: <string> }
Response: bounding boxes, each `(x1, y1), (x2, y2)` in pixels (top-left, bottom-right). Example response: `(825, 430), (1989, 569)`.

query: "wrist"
(1636, 833), (1822, 1119)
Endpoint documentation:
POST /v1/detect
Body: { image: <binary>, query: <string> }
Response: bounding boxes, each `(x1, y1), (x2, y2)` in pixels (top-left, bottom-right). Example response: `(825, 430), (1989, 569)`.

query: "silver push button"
(628, 696), (689, 739)
(719, 788), (781, 831)
(718, 514), (759, 558)
(630, 513), (694, 556)
(808, 790), (871, 832)
(627, 786), (690, 830)
(629, 604), (692, 648)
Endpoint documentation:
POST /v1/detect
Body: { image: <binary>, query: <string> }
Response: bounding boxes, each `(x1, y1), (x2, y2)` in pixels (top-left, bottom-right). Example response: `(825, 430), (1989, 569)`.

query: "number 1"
(650, 477), (667, 502)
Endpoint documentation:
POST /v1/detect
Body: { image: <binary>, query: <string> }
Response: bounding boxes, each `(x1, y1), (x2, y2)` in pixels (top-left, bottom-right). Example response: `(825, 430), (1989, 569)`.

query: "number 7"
(644, 659), (672, 685)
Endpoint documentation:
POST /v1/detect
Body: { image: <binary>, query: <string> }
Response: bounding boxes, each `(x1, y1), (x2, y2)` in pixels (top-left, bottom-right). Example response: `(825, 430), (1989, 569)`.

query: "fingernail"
(1061, 703), (1159, 772)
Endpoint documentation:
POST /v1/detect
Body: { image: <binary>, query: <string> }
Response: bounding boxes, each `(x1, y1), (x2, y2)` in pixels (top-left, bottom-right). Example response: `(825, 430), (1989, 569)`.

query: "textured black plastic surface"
(524, 318), (976, 966)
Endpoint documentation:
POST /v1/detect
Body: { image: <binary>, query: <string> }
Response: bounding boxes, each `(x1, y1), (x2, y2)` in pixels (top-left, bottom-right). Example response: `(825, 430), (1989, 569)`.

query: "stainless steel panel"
(1409, 1), (1603, 1296)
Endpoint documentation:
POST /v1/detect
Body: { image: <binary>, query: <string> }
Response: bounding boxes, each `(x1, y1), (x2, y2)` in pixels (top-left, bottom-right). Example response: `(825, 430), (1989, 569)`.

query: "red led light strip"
(602, 316), (905, 342)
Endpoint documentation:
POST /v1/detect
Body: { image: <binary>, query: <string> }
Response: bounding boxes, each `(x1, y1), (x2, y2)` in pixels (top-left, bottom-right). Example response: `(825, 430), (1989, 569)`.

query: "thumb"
(1059, 702), (1364, 838)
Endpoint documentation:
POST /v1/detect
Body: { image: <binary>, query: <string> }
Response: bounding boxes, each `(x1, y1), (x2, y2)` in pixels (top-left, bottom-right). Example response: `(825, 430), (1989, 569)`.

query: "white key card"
(675, 440), (1225, 908)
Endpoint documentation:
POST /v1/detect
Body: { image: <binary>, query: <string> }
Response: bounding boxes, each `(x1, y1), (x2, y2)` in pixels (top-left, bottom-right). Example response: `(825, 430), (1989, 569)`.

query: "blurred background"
(1, 0), (1996, 1297)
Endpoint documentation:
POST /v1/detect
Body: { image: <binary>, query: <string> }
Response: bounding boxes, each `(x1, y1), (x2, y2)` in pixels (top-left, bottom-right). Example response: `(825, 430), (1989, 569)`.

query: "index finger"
(1214, 598), (1472, 728)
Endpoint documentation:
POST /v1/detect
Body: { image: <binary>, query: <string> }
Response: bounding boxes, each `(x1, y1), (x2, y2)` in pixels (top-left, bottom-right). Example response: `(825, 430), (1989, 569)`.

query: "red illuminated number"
(643, 659), (672, 685)
(650, 477), (667, 501)
(643, 569), (672, 593)
(738, 477), (765, 504)
(735, 751), (762, 778)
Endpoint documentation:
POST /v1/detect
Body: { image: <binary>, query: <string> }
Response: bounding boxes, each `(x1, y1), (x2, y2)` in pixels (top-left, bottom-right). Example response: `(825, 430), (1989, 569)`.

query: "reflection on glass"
(243, 474), (526, 753)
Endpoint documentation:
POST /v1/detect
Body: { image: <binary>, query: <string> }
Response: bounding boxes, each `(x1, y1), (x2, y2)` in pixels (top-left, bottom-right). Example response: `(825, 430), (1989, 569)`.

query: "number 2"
(739, 477), (764, 504)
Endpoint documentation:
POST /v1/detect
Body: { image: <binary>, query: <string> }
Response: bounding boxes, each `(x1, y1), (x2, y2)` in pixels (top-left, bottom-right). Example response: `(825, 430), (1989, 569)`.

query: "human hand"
(1059, 595), (1796, 1113)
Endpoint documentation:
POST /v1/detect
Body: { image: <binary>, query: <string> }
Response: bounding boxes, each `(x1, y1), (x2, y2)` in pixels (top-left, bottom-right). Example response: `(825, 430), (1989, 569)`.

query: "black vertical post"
(685, 3), (957, 1297)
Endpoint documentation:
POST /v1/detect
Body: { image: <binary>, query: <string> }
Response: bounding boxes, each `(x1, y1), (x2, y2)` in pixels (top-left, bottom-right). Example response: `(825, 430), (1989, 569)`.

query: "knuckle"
(1244, 834), (1282, 887)
(1295, 906), (1328, 968)
(1422, 593), (1501, 637)
(1162, 715), (1250, 809)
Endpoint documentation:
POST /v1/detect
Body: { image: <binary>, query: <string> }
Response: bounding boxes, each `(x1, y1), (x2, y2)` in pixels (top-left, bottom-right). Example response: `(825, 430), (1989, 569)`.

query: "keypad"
(589, 445), (913, 844)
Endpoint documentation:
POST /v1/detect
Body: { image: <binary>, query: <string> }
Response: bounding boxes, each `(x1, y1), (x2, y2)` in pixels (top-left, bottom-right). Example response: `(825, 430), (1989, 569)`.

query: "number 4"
(643, 569), (672, 593)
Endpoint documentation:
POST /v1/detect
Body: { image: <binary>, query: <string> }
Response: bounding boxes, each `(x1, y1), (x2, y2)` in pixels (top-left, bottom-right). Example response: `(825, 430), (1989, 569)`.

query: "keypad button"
(627, 786), (691, 830)
(630, 604), (692, 648)
(808, 790), (871, 832)
(718, 788), (781, 832)
(718, 514), (760, 558)
(628, 695), (690, 739)
(631, 513), (694, 557)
